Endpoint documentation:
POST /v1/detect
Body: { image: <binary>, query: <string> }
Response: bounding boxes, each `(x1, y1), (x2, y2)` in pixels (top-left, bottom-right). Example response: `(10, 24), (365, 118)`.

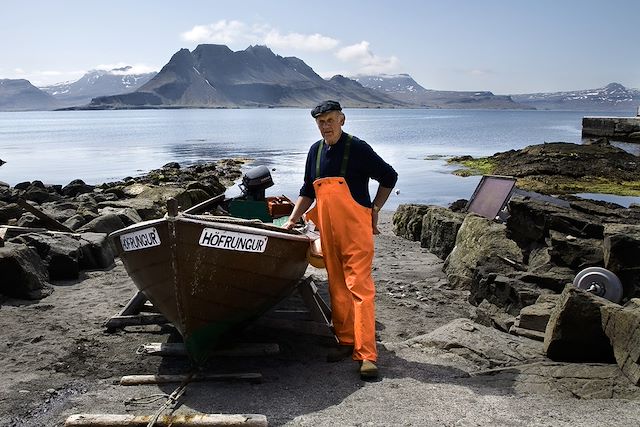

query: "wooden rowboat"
(109, 196), (310, 364)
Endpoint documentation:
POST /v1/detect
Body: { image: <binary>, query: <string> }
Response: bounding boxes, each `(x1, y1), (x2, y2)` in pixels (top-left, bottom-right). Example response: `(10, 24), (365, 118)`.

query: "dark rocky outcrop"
(450, 139), (640, 197)
(393, 191), (640, 333)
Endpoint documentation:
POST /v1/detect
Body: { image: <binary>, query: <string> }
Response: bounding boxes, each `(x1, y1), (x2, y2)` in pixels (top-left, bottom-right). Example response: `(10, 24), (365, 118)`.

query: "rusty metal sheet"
(466, 175), (516, 219)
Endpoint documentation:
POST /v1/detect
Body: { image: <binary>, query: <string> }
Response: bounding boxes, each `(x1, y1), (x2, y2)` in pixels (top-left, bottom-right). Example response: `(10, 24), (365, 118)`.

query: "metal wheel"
(573, 267), (623, 303)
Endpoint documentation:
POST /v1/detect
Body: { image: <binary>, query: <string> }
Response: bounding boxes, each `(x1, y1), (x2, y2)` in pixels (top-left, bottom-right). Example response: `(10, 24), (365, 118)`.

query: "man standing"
(283, 100), (398, 379)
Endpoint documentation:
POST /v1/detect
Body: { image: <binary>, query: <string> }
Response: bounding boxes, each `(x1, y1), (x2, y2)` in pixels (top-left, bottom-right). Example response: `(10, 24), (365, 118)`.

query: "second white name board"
(199, 228), (268, 253)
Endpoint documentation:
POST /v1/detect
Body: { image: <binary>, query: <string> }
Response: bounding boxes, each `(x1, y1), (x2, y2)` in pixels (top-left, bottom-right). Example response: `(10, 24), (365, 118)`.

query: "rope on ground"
(144, 371), (195, 427)
(125, 394), (170, 406)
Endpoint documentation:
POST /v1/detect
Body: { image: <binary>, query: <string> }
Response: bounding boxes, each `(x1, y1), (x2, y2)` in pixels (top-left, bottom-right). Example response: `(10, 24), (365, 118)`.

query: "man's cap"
(311, 100), (342, 118)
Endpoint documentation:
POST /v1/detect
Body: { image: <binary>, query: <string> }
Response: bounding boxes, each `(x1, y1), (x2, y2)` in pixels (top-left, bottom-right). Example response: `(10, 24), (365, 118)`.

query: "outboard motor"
(238, 165), (274, 201)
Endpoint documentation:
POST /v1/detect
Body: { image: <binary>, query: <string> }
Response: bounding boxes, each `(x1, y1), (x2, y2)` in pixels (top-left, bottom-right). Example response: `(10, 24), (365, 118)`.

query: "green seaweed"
(448, 157), (496, 177)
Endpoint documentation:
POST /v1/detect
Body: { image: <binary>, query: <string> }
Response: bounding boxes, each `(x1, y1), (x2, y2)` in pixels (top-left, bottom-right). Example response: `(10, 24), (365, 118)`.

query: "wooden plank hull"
(110, 215), (309, 363)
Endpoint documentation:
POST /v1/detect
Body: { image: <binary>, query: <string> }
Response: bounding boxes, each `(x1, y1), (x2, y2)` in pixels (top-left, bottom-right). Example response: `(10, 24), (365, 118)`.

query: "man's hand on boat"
(282, 196), (314, 230)
(282, 218), (298, 230)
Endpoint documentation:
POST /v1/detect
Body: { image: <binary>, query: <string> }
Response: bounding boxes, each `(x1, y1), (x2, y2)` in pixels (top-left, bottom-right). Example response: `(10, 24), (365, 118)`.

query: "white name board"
(120, 227), (161, 251)
(199, 228), (268, 253)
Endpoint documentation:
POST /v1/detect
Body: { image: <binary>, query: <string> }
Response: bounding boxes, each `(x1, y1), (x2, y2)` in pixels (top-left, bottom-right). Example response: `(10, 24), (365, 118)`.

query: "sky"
(1, 0), (638, 94)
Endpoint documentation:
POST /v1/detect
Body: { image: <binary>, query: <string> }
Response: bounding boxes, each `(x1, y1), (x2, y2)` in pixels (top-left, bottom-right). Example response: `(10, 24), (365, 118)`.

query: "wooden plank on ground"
(64, 413), (268, 426)
(120, 372), (263, 386)
(104, 314), (168, 330)
(183, 194), (226, 215)
(137, 342), (279, 358)
(1, 225), (48, 239)
(119, 291), (148, 316)
(17, 198), (73, 232)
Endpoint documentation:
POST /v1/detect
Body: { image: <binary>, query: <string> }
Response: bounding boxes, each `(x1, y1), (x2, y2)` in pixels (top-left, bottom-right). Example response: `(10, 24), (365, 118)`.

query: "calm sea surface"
(1, 109), (638, 209)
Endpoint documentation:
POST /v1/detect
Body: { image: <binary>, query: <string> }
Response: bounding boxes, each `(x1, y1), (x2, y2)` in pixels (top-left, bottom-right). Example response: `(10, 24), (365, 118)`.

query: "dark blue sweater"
(299, 132), (398, 208)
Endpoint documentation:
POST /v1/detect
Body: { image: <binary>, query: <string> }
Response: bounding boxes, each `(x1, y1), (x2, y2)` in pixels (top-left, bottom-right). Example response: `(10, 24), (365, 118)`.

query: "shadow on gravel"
(141, 326), (518, 426)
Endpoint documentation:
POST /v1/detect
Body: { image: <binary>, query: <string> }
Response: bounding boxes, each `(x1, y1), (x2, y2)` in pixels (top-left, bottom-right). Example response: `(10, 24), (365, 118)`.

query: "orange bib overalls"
(306, 135), (377, 362)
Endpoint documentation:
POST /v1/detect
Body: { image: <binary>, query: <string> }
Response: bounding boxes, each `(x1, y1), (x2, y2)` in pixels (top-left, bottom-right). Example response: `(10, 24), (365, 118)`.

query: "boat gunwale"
(109, 215), (310, 243)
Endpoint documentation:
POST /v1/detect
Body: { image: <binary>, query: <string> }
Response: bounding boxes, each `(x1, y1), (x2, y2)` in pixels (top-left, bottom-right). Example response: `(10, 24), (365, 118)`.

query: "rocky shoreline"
(392, 189), (640, 381)
(0, 160), (244, 299)
(449, 138), (640, 196)
(2, 156), (640, 426)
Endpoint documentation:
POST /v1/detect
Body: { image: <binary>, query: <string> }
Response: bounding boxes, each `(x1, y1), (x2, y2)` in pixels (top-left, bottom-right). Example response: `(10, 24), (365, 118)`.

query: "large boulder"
(0, 242), (51, 299)
(470, 270), (547, 317)
(507, 197), (604, 246)
(420, 206), (466, 259)
(444, 214), (523, 289)
(97, 206), (142, 226)
(544, 284), (616, 362)
(603, 223), (640, 297)
(76, 213), (126, 234)
(135, 185), (209, 211)
(547, 230), (603, 270)
(97, 198), (163, 221)
(601, 299), (640, 385)
(0, 203), (22, 224)
(400, 318), (544, 370)
(392, 204), (431, 241)
(23, 184), (59, 204)
(9, 232), (82, 280)
(78, 232), (116, 270)
(63, 214), (88, 231)
(122, 183), (152, 197)
(39, 201), (80, 224)
(62, 179), (94, 197)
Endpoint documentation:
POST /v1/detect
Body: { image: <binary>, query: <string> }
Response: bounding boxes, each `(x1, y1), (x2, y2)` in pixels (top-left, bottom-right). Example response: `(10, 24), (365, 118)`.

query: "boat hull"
(111, 215), (310, 363)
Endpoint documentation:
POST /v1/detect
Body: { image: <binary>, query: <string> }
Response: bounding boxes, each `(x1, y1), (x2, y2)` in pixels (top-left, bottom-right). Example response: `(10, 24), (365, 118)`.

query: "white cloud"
(94, 63), (157, 74)
(181, 20), (252, 44)
(40, 70), (65, 76)
(336, 41), (399, 74)
(467, 69), (493, 77)
(263, 30), (339, 52)
(181, 20), (338, 52)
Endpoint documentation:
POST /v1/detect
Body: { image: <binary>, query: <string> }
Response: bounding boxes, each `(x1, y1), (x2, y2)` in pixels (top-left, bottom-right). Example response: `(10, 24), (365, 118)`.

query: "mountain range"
(0, 44), (638, 112)
(40, 66), (156, 108)
(511, 83), (640, 111)
(354, 74), (528, 109)
(0, 79), (60, 111)
(87, 45), (399, 109)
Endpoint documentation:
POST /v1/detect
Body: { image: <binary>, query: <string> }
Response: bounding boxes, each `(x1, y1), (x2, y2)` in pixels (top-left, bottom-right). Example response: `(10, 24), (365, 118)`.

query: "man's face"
(315, 111), (344, 145)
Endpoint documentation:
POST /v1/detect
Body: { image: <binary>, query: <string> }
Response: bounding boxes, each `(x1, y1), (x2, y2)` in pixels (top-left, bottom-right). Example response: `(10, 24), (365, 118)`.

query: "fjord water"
(0, 109), (637, 209)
